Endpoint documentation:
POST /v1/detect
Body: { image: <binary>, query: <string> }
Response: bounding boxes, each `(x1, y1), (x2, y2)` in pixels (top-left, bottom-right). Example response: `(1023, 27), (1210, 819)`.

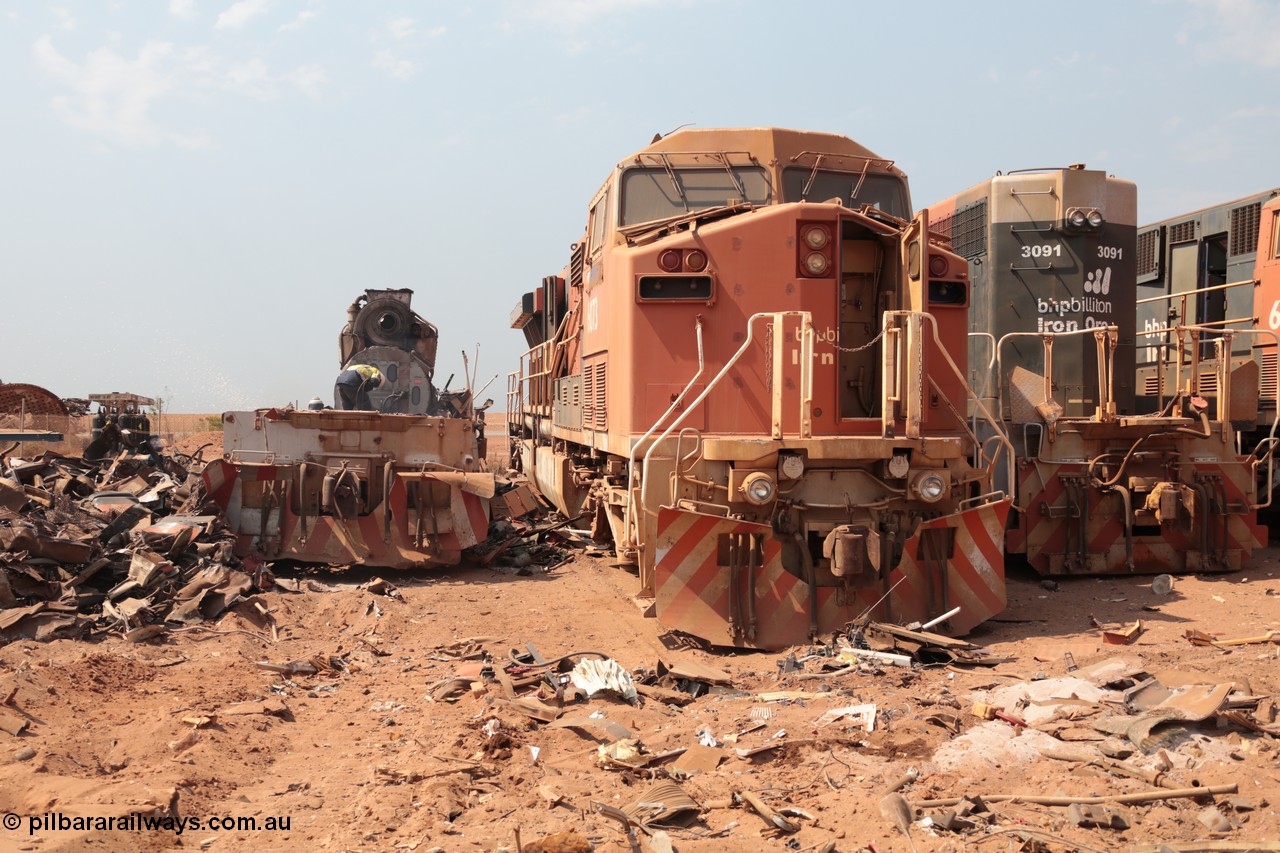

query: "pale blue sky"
(2, 0), (1277, 412)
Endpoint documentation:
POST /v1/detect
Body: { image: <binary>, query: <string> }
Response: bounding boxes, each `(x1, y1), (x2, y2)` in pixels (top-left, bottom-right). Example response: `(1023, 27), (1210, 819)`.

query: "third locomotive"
(929, 167), (1265, 576)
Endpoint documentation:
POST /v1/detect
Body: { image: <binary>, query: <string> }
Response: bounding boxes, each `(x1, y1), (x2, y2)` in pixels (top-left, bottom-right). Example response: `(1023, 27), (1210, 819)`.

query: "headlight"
(803, 225), (830, 249)
(659, 249), (682, 272)
(1086, 209), (1104, 228)
(913, 472), (947, 502)
(928, 255), (948, 277)
(804, 252), (829, 276)
(1068, 208), (1088, 229)
(741, 472), (777, 505)
(685, 249), (708, 272)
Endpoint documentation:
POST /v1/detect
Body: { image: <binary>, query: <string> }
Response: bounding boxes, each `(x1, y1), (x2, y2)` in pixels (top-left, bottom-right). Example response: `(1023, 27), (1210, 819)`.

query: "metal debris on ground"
(568, 657), (638, 702)
(0, 444), (265, 643)
(470, 512), (577, 574)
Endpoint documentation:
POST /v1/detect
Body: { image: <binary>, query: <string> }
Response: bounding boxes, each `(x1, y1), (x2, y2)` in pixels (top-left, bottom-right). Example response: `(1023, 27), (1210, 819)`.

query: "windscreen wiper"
(616, 201), (754, 243)
(655, 153), (690, 213)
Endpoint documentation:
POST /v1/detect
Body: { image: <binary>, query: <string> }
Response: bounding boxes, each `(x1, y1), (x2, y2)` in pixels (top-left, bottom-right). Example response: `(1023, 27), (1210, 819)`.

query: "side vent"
(1136, 228), (1160, 282)
(570, 242), (586, 290)
(553, 375), (583, 431)
(1230, 202), (1262, 256)
(1262, 351), (1278, 401)
(583, 357), (607, 431)
(1168, 220), (1197, 244)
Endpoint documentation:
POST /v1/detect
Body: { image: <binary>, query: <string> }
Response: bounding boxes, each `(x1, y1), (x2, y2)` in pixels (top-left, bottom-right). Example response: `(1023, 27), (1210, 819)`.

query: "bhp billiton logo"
(1085, 267), (1112, 295)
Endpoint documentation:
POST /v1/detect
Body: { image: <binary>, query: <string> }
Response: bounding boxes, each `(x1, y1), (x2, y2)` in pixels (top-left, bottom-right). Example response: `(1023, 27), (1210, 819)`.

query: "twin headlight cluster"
(801, 224), (831, 276)
(731, 454), (949, 505)
(1065, 206), (1105, 231)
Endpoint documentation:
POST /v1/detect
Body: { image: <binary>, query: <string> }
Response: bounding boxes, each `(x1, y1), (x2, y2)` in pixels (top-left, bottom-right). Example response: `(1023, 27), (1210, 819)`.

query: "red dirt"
(1, 546), (1278, 852)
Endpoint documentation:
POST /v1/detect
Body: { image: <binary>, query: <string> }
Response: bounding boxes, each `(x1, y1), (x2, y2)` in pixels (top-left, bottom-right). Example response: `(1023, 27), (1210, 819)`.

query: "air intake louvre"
(1168, 220), (1197, 244)
(569, 242), (586, 290)
(1136, 229), (1159, 278)
(1230, 202), (1262, 256)
(1263, 351), (1278, 399)
(583, 359), (607, 431)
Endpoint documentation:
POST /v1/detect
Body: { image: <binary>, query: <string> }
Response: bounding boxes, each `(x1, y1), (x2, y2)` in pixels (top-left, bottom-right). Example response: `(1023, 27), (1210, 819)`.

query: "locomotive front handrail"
(968, 332), (998, 373)
(631, 311), (810, 554)
(995, 325), (1122, 424)
(883, 310), (1016, 498)
(1169, 325), (1280, 509)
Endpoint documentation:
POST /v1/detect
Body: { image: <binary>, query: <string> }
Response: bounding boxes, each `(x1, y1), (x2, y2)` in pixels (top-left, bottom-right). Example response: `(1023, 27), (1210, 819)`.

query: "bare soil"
(1, 540), (1278, 852)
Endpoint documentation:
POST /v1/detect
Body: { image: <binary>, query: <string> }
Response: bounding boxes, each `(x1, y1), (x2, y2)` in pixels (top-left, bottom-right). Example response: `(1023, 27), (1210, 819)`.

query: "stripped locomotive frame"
(509, 128), (1013, 650)
(928, 168), (1268, 576)
(202, 289), (493, 569)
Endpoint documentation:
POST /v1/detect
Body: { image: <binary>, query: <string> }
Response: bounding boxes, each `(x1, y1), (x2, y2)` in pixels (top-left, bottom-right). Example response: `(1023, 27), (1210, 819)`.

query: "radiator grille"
(950, 199), (988, 259)
(932, 213), (952, 241)
(1230, 202), (1262, 256)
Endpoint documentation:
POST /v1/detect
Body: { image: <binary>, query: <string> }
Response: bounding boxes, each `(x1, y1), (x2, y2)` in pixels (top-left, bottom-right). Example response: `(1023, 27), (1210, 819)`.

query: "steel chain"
(764, 323), (773, 391)
(816, 327), (885, 354)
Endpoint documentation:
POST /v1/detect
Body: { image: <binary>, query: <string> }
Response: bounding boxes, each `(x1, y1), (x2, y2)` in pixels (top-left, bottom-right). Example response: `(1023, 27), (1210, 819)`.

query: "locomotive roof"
(1139, 186), (1280, 229)
(626, 127), (905, 177)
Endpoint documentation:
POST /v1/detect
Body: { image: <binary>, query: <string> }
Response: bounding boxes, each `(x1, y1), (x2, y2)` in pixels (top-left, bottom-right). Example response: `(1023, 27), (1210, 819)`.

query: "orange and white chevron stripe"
(201, 460), (489, 569)
(1018, 459), (1265, 575)
(653, 499), (1011, 650)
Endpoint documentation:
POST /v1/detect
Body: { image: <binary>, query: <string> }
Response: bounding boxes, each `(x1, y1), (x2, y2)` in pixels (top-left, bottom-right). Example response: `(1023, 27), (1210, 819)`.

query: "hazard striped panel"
(653, 499), (1011, 650)
(200, 460), (488, 569)
(1021, 458), (1265, 576)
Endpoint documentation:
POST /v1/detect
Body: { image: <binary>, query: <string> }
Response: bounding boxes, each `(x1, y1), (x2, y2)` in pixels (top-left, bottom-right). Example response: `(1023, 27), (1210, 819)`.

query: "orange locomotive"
(509, 128), (1012, 650)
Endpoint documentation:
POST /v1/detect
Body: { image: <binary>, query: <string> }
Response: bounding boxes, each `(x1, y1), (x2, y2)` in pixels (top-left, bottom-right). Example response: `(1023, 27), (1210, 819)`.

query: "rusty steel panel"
(0, 384), (68, 417)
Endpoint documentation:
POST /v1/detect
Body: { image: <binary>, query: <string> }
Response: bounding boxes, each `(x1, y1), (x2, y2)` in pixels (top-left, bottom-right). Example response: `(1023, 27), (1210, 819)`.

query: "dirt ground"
(1, 529), (1278, 852)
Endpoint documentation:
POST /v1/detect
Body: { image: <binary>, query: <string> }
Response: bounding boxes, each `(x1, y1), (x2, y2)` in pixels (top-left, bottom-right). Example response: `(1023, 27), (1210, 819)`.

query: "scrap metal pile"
(401, 616), (1280, 851)
(0, 441), (265, 644)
